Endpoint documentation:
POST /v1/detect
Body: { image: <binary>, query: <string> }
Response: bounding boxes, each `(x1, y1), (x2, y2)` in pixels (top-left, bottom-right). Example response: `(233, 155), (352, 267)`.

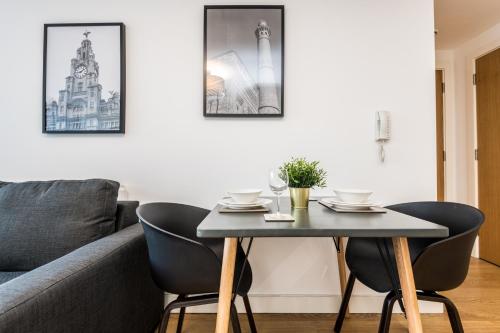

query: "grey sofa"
(0, 180), (163, 333)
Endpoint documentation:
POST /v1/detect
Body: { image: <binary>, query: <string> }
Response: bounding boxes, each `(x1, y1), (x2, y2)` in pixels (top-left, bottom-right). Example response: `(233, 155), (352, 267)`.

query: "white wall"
(0, 0), (439, 313)
(452, 22), (500, 207)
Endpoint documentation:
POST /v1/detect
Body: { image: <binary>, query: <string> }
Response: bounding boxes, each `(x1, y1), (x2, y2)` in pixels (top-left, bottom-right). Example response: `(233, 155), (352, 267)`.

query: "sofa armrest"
(116, 200), (140, 231)
(0, 224), (164, 333)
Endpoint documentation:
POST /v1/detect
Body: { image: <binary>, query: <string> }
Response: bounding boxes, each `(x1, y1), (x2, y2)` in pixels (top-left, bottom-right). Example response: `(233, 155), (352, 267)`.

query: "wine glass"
(269, 168), (289, 216)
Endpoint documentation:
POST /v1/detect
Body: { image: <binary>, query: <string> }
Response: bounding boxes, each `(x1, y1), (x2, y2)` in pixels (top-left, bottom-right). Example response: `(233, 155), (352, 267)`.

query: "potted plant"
(280, 157), (327, 209)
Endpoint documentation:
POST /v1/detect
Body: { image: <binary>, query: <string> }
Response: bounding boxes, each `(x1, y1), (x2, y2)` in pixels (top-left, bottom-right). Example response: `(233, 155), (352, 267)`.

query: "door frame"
(434, 66), (449, 201)
(435, 53), (456, 202)
(435, 69), (447, 201)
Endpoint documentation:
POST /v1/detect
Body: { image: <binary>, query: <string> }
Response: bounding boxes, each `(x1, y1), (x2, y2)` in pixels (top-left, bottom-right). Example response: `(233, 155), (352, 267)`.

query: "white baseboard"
(164, 293), (443, 314)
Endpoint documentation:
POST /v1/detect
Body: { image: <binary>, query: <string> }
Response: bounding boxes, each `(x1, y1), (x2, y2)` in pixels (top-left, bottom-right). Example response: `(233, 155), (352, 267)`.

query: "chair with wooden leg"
(334, 201), (484, 333)
(137, 202), (257, 333)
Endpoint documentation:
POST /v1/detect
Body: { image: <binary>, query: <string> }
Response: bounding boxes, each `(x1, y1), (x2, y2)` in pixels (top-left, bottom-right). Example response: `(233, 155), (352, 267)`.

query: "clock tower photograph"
(43, 23), (125, 133)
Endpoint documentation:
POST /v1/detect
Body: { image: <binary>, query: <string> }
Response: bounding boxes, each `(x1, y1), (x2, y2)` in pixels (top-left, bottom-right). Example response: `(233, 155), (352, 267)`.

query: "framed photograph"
(204, 5), (284, 117)
(43, 23), (125, 133)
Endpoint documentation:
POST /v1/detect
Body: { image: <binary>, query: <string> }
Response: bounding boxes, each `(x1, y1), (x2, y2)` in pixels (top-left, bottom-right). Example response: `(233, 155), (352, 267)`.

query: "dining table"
(196, 197), (449, 333)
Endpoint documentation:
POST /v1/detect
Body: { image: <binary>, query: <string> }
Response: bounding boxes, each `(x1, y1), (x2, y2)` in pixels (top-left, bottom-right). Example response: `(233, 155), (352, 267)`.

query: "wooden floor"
(166, 258), (500, 332)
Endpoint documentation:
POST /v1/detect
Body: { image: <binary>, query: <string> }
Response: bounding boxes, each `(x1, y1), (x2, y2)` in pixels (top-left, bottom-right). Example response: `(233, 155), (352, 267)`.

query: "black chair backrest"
(388, 201), (484, 291)
(137, 202), (222, 295)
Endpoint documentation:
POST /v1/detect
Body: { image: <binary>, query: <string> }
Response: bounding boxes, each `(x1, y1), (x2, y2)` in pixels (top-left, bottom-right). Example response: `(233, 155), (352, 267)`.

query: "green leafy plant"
(280, 157), (327, 188)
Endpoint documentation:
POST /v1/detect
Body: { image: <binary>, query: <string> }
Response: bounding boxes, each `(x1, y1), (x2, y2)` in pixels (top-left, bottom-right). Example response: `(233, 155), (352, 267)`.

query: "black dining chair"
(137, 202), (257, 333)
(334, 201), (484, 333)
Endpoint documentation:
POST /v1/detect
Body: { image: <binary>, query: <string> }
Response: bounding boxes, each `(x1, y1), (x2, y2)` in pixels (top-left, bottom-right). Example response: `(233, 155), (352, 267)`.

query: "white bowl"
(227, 189), (262, 204)
(333, 189), (373, 204)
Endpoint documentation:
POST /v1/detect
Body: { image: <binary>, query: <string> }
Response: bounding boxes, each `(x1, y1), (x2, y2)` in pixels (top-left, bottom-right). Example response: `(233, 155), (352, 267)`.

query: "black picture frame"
(42, 22), (126, 134)
(203, 5), (285, 117)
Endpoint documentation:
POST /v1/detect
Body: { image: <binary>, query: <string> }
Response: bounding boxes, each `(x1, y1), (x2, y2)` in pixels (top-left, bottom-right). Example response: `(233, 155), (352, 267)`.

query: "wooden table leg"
(393, 237), (423, 333)
(336, 237), (349, 316)
(215, 238), (238, 333)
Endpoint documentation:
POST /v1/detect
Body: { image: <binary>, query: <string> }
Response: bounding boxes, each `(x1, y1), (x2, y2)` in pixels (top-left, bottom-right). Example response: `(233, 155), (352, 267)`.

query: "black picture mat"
(203, 5), (285, 118)
(42, 22), (126, 134)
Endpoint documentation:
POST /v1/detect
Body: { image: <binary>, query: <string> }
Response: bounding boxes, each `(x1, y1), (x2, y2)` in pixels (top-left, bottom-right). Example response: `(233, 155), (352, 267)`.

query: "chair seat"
(0, 271), (26, 285)
(346, 238), (435, 292)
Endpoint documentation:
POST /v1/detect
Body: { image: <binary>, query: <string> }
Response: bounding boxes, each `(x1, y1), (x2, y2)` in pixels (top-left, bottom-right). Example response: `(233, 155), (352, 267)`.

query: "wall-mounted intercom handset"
(375, 111), (391, 162)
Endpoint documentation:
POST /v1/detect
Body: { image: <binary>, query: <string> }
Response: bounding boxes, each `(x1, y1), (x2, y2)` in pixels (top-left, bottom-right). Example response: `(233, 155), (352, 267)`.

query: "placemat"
(219, 207), (270, 213)
(318, 200), (387, 213)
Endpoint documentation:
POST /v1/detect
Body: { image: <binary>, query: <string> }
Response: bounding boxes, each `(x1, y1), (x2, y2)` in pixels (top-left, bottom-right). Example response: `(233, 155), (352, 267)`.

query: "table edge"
(196, 228), (449, 238)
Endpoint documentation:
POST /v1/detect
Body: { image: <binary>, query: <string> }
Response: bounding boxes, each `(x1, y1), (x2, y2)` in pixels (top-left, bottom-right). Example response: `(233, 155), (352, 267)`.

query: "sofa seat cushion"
(0, 271), (26, 285)
(0, 179), (119, 271)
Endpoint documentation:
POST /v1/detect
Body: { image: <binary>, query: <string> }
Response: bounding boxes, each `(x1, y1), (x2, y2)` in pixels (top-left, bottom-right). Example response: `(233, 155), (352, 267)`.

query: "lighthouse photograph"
(204, 6), (284, 117)
(43, 23), (125, 133)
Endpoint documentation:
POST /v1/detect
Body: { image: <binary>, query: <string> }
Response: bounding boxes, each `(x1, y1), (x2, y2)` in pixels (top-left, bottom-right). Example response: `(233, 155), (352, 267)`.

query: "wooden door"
(476, 48), (500, 266)
(435, 70), (445, 201)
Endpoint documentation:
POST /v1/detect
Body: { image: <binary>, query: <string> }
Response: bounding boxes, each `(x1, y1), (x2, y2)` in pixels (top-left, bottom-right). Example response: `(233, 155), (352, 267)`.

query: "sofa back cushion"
(0, 179), (119, 271)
